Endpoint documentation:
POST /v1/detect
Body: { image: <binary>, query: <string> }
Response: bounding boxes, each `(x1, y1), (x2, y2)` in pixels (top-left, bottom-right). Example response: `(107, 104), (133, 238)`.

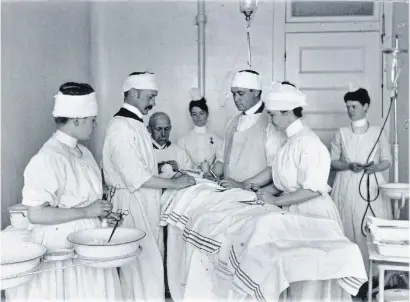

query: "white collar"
(152, 138), (167, 150)
(286, 118), (304, 137)
(351, 118), (368, 128)
(123, 103), (144, 119)
(244, 100), (263, 115)
(193, 125), (208, 134)
(55, 130), (78, 148)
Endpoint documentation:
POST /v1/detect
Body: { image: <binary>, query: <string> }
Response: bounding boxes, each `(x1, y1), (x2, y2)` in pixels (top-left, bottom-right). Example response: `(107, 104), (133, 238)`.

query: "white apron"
(103, 113), (165, 302)
(330, 126), (392, 272)
(6, 133), (123, 302)
(177, 126), (223, 169)
(223, 112), (270, 182)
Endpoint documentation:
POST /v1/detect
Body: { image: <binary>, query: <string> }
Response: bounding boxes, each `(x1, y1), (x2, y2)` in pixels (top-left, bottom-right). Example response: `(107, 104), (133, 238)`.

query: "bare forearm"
(259, 184), (282, 196)
(243, 167), (272, 187)
(142, 176), (179, 189)
(375, 160), (391, 172)
(331, 160), (350, 171)
(211, 161), (224, 178)
(273, 189), (321, 207)
(28, 206), (87, 225)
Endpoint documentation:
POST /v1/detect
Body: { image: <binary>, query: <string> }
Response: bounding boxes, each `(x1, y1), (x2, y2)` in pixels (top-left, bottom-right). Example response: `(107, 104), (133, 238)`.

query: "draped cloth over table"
(161, 183), (367, 302)
(6, 131), (123, 302)
(103, 106), (164, 302)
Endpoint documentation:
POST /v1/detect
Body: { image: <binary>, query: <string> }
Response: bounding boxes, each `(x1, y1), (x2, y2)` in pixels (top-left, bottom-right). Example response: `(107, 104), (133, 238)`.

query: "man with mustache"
(208, 69), (285, 189)
(148, 112), (193, 177)
(102, 72), (196, 302)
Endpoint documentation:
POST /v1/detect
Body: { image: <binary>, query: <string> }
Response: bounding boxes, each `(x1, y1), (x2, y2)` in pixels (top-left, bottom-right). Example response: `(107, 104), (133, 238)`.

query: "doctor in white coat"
(102, 72), (196, 301)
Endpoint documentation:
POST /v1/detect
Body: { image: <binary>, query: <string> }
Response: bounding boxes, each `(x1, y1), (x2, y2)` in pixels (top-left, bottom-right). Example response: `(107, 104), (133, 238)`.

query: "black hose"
(360, 94), (395, 237)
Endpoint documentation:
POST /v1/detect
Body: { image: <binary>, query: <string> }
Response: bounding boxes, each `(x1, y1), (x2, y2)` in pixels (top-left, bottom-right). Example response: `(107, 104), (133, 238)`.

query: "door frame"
(273, 0), (393, 116)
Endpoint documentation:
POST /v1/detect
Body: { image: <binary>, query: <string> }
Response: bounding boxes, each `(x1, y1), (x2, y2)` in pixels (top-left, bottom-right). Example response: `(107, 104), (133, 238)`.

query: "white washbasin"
(67, 227), (145, 268)
(1, 237), (47, 290)
(379, 183), (410, 200)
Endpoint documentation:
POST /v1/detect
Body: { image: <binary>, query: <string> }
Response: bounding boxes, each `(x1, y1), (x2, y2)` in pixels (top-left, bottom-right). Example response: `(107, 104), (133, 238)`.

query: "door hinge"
(284, 51), (287, 62)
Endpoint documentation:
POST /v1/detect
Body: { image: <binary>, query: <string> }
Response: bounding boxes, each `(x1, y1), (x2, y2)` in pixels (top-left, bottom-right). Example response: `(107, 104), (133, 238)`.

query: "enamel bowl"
(67, 227), (145, 268)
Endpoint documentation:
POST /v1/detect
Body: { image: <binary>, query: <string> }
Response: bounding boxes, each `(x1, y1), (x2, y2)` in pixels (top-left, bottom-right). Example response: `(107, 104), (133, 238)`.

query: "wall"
(1, 2), (91, 229)
(392, 2), (409, 184)
(392, 2), (409, 219)
(89, 1), (274, 163)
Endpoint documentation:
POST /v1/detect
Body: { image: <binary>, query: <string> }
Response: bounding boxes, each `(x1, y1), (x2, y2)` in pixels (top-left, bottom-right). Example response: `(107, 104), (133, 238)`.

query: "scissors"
(107, 209), (129, 242)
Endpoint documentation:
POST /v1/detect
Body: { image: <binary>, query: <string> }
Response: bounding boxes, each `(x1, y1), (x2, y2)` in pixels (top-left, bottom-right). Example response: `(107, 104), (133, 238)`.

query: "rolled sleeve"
(330, 130), (342, 161)
(379, 129), (392, 162)
(297, 137), (332, 195)
(22, 153), (63, 207)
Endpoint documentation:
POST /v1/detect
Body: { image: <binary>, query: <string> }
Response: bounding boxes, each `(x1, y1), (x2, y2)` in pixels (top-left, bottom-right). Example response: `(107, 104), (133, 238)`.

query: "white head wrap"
(52, 92), (98, 118)
(190, 87), (202, 101)
(231, 71), (262, 90)
(122, 73), (158, 92)
(264, 82), (307, 111)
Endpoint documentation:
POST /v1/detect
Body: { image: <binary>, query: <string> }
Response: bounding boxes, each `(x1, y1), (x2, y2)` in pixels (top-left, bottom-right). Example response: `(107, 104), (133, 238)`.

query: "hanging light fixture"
(239, 0), (259, 68)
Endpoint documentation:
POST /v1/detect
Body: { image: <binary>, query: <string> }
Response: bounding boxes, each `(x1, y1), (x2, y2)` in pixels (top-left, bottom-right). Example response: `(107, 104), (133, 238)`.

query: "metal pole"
(196, 0), (206, 98)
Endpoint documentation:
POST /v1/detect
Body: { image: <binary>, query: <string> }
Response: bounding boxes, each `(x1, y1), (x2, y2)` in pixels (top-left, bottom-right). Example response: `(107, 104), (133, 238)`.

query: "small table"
(368, 242), (409, 302)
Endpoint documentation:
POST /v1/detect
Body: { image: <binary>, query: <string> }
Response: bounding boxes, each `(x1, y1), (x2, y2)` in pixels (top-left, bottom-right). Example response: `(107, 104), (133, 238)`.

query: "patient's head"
(148, 112), (172, 146)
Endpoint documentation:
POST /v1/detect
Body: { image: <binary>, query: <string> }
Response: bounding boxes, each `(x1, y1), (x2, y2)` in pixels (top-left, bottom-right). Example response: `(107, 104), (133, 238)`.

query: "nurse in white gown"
(6, 82), (123, 302)
(330, 88), (392, 273)
(253, 82), (349, 302)
(177, 88), (223, 172)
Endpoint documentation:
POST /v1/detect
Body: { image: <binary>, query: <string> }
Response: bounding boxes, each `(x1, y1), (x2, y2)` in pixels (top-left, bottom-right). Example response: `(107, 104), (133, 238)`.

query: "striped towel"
(216, 212), (368, 301)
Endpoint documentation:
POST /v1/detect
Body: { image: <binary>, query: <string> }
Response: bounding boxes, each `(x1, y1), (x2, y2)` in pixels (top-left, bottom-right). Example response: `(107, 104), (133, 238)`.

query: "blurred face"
(345, 100), (368, 121)
(267, 110), (290, 131)
(150, 116), (172, 146)
(128, 89), (158, 115)
(190, 106), (208, 127)
(231, 87), (260, 112)
(75, 116), (97, 140)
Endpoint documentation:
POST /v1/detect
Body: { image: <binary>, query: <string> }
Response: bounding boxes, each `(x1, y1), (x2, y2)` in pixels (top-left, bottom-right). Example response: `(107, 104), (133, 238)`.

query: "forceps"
(107, 209), (129, 242)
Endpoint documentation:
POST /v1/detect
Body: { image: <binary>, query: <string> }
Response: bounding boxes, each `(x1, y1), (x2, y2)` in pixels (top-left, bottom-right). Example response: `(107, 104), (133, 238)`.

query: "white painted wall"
(88, 1), (274, 163)
(1, 2), (91, 229)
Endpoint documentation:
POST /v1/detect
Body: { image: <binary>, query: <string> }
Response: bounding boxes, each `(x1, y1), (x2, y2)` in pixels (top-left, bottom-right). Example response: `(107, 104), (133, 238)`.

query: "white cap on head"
(190, 87), (202, 101)
(52, 91), (98, 118)
(123, 73), (158, 92)
(264, 82), (307, 111)
(231, 70), (262, 90)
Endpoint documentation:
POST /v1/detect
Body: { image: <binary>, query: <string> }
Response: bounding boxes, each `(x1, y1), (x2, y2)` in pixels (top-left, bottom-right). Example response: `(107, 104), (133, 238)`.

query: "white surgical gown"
(177, 126), (223, 169)
(103, 113), (165, 302)
(271, 119), (349, 301)
(330, 125), (392, 272)
(6, 130), (123, 302)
